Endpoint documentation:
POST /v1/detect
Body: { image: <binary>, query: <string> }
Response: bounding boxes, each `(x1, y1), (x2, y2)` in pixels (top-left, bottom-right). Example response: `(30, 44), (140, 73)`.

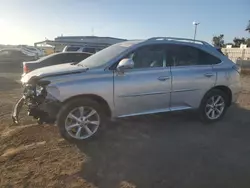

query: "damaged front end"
(12, 77), (61, 125)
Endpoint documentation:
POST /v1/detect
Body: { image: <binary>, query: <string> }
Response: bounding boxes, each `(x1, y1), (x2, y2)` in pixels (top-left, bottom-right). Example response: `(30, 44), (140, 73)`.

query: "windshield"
(78, 42), (136, 68)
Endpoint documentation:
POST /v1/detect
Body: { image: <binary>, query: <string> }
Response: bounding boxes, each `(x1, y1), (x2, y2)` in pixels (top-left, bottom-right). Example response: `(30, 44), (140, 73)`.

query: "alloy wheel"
(65, 106), (100, 140)
(205, 95), (225, 120)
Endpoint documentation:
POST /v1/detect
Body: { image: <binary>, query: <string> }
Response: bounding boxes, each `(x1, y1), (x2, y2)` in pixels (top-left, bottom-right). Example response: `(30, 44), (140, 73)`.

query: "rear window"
(66, 47), (81, 51)
(73, 53), (91, 62)
(83, 47), (96, 53)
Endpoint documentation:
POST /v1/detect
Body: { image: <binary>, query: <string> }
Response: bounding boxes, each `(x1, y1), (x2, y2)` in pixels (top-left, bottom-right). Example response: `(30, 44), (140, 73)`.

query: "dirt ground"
(0, 70), (250, 188)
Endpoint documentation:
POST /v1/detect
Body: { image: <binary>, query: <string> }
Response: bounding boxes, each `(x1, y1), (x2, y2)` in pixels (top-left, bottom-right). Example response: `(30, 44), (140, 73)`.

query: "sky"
(0, 0), (249, 45)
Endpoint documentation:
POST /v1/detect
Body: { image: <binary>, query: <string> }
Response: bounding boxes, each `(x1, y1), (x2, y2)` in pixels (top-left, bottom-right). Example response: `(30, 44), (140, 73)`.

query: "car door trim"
(118, 91), (169, 98)
(118, 107), (171, 118)
(172, 88), (198, 93)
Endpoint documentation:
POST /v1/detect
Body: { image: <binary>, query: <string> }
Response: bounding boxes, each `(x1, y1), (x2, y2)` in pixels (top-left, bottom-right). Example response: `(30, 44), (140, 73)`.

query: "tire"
(56, 98), (106, 142)
(199, 89), (229, 123)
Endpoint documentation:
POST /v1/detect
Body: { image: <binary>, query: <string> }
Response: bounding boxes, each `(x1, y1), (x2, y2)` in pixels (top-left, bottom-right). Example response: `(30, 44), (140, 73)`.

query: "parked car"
(0, 48), (37, 63)
(12, 37), (241, 141)
(63, 45), (98, 53)
(18, 45), (45, 57)
(23, 52), (92, 74)
(0, 48), (37, 71)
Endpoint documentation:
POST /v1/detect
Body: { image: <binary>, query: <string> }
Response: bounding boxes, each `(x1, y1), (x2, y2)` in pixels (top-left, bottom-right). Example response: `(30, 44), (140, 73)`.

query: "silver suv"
(13, 37), (241, 141)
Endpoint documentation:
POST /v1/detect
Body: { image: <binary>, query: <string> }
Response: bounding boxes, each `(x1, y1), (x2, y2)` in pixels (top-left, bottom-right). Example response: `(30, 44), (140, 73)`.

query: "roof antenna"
(91, 27), (94, 36)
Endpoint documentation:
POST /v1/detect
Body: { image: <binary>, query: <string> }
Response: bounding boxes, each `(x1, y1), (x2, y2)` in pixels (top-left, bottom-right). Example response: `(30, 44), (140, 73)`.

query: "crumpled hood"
(21, 63), (87, 83)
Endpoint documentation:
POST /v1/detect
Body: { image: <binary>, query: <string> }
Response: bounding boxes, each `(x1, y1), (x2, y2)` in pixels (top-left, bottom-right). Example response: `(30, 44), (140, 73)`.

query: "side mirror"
(117, 58), (134, 71)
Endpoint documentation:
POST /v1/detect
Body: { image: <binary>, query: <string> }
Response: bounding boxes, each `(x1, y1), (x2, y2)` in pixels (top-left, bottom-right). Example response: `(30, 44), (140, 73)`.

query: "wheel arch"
(202, 85), (232, 106)
(62, 94), (112, 118)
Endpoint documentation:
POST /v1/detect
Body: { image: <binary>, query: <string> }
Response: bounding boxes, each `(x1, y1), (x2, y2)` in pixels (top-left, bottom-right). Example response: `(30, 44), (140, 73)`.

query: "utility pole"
(193, 21), (200, 41)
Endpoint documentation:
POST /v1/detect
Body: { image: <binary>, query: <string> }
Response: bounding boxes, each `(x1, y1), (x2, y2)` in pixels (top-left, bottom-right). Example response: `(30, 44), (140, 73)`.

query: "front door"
(167, 44), (218, 110)
(114, 44), (171, 117)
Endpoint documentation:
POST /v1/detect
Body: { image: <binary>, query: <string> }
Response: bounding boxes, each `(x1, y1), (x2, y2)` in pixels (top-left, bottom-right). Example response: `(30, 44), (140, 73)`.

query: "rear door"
(168, 44), (219, 110)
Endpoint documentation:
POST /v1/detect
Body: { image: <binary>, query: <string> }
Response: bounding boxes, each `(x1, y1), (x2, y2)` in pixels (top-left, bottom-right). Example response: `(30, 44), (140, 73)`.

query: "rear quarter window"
(199, 50), (221, 65)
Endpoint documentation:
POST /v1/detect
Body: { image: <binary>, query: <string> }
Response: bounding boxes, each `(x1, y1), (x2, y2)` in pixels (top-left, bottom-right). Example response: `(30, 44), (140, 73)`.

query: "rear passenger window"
(167, 45), (221, 66)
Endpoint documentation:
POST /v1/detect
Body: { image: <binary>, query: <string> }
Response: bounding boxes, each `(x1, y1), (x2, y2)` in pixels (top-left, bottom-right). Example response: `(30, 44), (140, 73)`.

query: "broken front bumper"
(12, 95), (61, 125)
(12, 97), (25, 124)
(12, 77), (62, 124)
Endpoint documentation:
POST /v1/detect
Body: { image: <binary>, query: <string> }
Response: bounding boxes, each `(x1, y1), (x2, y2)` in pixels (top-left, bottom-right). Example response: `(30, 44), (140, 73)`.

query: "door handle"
(204, 73), (214, 77)
(158, 76), (170, 81)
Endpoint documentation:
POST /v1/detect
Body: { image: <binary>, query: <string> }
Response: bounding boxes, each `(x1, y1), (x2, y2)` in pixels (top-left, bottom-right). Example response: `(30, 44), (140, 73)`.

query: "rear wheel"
(199, 89), (229, 123)
(57, 98), (105, 141)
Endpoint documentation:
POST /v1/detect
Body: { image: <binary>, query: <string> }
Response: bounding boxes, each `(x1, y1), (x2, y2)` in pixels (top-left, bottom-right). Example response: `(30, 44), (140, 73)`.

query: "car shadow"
(75, 104), (250, 188)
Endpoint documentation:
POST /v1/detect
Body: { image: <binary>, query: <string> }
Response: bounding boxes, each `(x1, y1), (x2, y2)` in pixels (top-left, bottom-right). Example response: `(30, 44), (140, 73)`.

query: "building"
(222, 44), (250, 62)
(35, 36), (127, 52)
(222, 44), (250, 69)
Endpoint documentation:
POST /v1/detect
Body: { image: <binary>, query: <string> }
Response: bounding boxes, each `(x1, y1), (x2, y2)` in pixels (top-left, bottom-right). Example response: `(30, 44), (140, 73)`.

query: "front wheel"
(199, 89), (229, 123)
(57, 98), (105, 141)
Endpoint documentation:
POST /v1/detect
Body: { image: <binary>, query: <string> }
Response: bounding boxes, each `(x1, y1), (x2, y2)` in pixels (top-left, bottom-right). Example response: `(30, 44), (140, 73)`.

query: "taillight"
(23, 64), (29, 73)
(232, 64), (241, 73)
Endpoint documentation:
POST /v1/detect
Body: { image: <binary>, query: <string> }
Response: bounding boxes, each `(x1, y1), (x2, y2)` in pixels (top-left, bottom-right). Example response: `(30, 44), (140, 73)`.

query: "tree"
(233, 37), (246, 47)
(246, 38), (250, 46)
(246, 20), (250, 33)
(212, 34), (225, 47)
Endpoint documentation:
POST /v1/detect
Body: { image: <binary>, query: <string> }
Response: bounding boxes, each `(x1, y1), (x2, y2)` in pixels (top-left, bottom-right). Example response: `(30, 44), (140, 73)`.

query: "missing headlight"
(23, 85), (35, 97)
(36, 85), (43, 96)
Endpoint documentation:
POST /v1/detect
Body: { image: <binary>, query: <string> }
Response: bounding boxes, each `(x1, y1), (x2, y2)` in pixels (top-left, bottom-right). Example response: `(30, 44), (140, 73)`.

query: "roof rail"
(147, 37), (212, 46)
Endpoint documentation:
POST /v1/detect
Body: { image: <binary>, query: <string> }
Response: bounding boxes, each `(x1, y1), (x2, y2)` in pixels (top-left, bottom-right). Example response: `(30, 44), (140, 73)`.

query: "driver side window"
(128, 45), (165, 69)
